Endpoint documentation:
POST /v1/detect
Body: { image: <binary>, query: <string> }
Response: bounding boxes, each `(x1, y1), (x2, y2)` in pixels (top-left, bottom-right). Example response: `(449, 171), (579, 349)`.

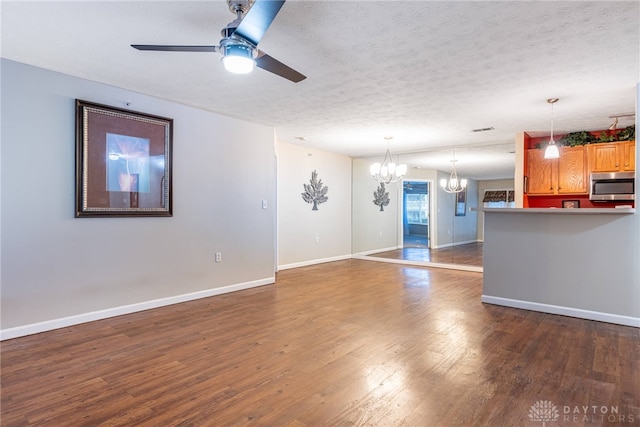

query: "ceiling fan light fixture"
(221, 43), (255, 74)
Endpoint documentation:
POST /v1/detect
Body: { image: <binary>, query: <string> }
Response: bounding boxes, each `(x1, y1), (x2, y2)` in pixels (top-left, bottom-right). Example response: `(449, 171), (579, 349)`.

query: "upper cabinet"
(527, 149), (554, 195)
(527, 141), (636, 197)
(527, 146), (587, 195)
(588, 141), (636, 173)
(522, 128), (635, 208)
(558, 146), (589, 193)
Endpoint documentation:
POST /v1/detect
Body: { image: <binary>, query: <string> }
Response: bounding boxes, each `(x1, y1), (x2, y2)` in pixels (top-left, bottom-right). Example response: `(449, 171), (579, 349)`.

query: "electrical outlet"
(315, 236), (319, 244)
(262, 200), (268, 209)
(215, 252), (222, 262)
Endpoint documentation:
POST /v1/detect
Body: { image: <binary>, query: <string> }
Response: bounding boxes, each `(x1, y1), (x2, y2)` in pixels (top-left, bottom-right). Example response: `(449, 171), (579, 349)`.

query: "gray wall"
(434, 171), (479, 248)
(477, 178), (515, 241)
(482, 211), (640, 323)
(1, 59), (277, 331)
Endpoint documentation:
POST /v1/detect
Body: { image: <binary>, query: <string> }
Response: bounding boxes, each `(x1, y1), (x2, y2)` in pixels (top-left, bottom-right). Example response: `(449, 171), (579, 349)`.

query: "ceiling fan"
(131, 0), (305, 83)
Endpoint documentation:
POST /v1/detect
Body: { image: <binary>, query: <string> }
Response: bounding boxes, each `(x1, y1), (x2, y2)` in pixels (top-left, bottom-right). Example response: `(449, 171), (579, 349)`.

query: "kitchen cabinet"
(527, 146), (587, 195)
(527, 149), (554, 195)
(588, 141), (636, 172)
(557, 146), (588, 193)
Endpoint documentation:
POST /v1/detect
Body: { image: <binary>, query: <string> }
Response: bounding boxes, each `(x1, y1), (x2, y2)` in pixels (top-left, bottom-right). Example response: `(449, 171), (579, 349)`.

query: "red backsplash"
(525, 195), (634, 209)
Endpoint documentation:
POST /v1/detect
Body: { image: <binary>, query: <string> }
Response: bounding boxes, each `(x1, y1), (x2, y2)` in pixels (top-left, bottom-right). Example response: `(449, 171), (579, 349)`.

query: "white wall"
(352, 158), (400, 254)
(276, 141), (352, 268)
(1, 60), (277, 334)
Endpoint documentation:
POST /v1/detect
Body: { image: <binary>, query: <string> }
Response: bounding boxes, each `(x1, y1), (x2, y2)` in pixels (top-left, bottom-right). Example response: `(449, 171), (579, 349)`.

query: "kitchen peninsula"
(481, 130), (639, 327)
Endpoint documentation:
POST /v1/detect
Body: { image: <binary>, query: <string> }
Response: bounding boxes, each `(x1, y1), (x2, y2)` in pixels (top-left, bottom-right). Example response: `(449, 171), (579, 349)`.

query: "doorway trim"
(398, 179), (433, 250)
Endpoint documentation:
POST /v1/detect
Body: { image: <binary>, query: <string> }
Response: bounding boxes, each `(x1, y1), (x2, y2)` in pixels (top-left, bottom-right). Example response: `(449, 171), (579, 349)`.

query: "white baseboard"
(481, 295), (640, 328)
(352, 246), (399, 256)
(278, 254), (352, 271)
(432, 239), (480, 249)
(353, 254), (483, 272)
(0, 277), (275, 341)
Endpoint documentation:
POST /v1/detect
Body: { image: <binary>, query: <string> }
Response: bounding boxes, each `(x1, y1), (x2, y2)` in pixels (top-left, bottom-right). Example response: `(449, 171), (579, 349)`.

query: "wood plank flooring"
(1, 259), (638, 426)
(371, 243), (484, 267)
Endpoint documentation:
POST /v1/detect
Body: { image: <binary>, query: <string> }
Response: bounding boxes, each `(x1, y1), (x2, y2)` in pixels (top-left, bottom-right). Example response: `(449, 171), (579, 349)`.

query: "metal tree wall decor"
(301, 170), (329, 210)
(373, 183), (390, 211)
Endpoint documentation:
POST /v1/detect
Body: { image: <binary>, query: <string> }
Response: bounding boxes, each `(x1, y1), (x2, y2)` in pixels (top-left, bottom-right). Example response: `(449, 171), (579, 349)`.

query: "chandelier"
(440, 151), (467, 193)
(370, 137), (407, 183)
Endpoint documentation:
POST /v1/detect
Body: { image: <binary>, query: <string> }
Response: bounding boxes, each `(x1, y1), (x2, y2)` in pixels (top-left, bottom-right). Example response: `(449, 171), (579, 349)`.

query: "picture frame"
(75, 100), (173, 217)
(455, 188), (467, 216)
(562, 200), (580, 209)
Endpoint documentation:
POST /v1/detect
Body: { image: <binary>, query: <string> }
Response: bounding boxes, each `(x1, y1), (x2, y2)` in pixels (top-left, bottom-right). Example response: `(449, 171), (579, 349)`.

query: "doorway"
(402, 181), (430, 248)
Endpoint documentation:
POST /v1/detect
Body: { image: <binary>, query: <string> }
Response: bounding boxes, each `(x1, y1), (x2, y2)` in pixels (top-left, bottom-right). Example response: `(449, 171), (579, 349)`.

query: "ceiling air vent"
(471, 127), (495, 133)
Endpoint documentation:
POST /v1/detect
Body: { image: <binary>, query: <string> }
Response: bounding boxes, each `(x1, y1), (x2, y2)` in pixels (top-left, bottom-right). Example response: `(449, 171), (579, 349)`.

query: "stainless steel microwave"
(589, 171), (635, 201)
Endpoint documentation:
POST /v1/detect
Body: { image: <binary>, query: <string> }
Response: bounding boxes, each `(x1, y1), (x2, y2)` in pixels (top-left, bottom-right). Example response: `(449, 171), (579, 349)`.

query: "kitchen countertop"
(475, 207), (635, 214)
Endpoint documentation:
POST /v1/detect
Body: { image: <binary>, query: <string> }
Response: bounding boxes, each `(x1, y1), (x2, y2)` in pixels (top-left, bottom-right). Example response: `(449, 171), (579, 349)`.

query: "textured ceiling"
(2, 1), (638, 179)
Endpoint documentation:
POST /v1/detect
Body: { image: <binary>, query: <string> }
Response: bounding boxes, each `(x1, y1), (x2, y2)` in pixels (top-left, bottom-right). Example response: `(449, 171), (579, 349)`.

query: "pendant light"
(440, 149), (467, 193)
(544, 98), (560, 159)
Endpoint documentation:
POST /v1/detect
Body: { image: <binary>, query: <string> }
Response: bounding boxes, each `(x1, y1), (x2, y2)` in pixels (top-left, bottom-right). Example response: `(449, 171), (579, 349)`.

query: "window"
(406, 193), (428, 224)
(483, 189), (515, 208)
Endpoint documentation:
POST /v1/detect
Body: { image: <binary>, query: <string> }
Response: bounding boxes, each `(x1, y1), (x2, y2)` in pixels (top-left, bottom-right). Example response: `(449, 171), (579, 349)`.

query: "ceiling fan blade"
(232, 0), (285, 47)
(256, 50), (306, 83)
(131, 45), (217, 52)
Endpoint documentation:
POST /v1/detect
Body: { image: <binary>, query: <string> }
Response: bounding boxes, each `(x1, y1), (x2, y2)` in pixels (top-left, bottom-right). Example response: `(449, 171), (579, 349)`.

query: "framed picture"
(75, 100), (173, 217)
(562, 200), (580, 209)
(455, 188), (467, 216)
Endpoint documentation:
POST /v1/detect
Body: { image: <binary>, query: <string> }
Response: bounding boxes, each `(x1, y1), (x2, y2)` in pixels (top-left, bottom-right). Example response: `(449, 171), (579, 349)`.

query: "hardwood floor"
(1, 259), (638, 426)
(372, 243), (484, 267)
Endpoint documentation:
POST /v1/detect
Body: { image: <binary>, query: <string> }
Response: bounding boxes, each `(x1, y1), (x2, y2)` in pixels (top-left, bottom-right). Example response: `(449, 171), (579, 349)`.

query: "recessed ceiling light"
(471, 127), (495, 133)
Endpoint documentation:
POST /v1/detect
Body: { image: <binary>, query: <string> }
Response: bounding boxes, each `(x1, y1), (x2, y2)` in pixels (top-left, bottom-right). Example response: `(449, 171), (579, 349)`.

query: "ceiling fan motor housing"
(227, 0), (254, 17)
(220, 16), (256, 59)
(221, 19), (242, 39)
